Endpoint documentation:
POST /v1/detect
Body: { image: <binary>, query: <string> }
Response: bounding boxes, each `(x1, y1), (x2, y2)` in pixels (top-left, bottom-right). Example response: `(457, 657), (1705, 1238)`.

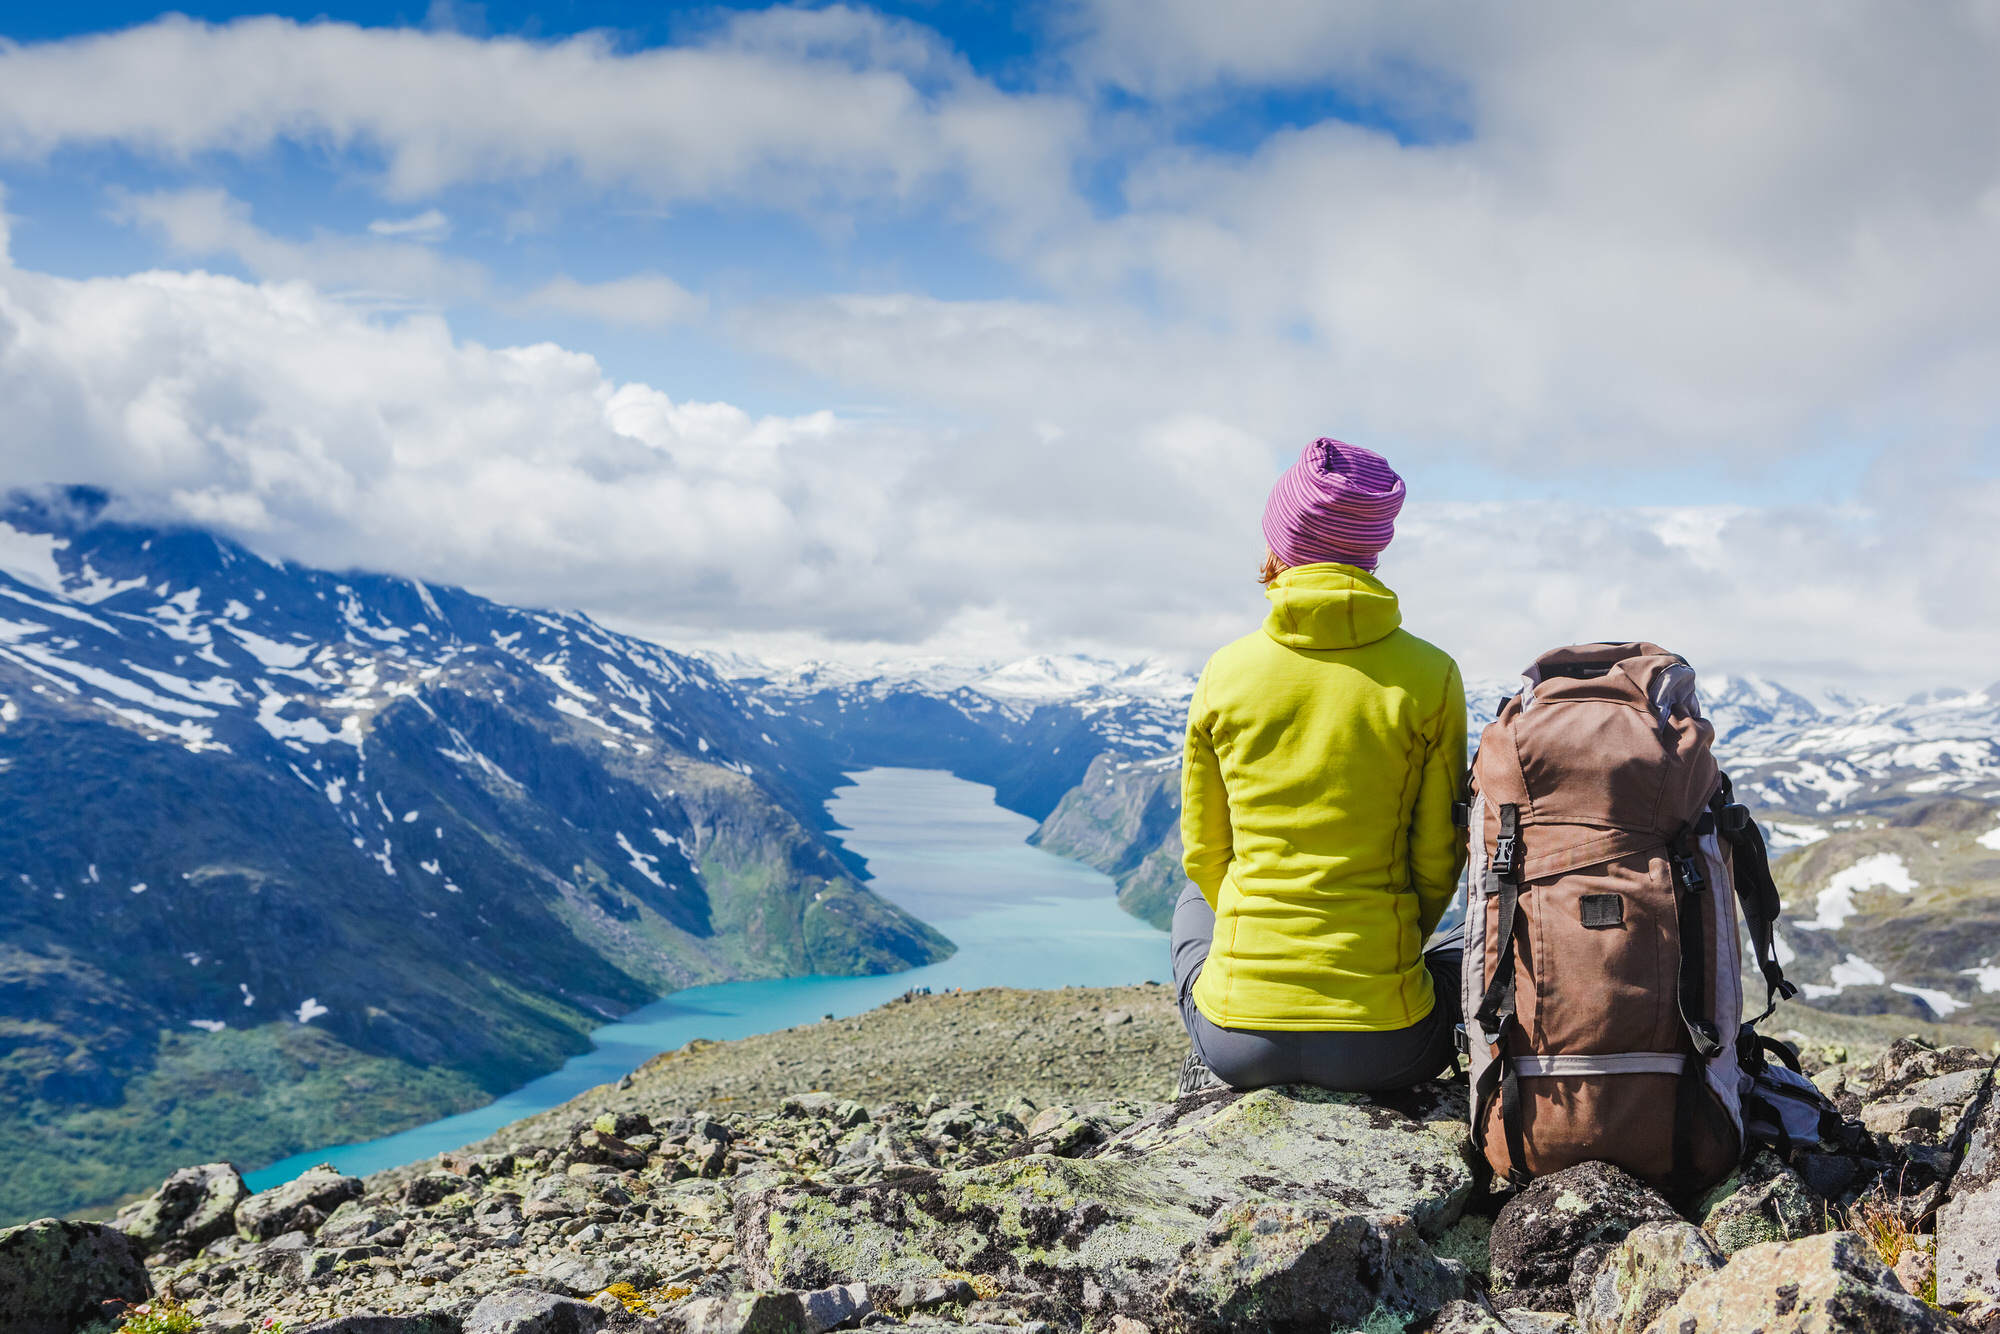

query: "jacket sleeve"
(1180, 665), (1234, 909)
(1410, 660), (1470, 937)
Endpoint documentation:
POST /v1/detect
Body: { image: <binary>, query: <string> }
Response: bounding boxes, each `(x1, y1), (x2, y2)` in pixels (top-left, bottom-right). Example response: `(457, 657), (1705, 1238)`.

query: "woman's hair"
(1258, 549), (1288, 586)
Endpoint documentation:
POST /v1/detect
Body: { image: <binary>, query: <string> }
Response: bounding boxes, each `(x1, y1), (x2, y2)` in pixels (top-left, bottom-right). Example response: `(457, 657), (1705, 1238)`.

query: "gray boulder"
(1490, 1161), (1680, 1310)
(295, 1316), (458, 1334)
(465, 1289), (606, 1334)
(112, 1162), (249, 1261)
(737, 1084), (1474, 1322)
(235, 1163), (365, 1240)
(678, 1292), (819, 1334)
(1939, 1068), (2000, 1309)
(317, 1200), (407, 1249)
(533, 1252), (655, 1299)
(0, 1218), (152, 1334)
(1575, 1220), (1724, 1334)
(1698, 1152), (1828, 1255)
(403, 1172), (475, 1209)
(1158, 1200), (1468, 1333)
(1640, 1229), (1948, 1333)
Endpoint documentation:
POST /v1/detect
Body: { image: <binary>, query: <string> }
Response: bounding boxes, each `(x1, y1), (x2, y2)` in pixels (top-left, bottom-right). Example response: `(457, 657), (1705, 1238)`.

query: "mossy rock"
(736, 1084), (1474, 1321)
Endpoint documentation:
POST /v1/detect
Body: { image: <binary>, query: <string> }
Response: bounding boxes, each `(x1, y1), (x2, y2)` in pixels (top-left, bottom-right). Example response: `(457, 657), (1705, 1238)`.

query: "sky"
(1, 2), (1997, 698)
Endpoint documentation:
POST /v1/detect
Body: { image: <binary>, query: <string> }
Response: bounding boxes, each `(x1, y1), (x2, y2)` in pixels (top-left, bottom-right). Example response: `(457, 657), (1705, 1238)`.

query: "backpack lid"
(1479, 642), (1720, 870)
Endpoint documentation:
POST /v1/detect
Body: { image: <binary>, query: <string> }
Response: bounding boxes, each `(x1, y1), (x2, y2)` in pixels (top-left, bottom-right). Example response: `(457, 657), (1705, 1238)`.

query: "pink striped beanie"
(1261, 438), (1405, 573)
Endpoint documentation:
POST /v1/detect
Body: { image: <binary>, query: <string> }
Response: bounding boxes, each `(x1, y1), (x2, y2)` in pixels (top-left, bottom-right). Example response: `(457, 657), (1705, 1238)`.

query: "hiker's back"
(1185, 565), (1463, 1031)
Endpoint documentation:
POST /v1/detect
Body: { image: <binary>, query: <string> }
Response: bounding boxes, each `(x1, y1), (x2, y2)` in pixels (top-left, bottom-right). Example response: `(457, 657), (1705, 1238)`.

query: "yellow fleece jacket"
(1182, 564), (1467, 1032)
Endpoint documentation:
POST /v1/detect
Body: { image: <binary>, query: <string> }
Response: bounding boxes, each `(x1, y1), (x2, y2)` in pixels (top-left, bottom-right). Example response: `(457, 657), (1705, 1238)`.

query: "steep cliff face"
(0, 490), (950, 1223)
(1029, 752), (1185, 930)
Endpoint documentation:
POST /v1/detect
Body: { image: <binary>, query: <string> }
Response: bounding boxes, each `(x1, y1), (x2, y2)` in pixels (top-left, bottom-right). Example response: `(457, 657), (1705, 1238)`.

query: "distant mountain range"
(3, 488), (1995, 1223)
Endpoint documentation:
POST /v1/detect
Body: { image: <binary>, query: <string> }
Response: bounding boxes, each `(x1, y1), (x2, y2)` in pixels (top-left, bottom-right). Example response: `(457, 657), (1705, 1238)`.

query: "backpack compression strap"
(1471, 802), (1531, 1185)
(1709, 775), (1799, 1023)
(1668, 819), (1726, 1199)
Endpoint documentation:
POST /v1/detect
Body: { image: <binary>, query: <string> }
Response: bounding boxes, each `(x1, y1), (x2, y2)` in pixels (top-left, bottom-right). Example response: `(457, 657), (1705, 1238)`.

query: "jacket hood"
(1262, 563), (1403, 651)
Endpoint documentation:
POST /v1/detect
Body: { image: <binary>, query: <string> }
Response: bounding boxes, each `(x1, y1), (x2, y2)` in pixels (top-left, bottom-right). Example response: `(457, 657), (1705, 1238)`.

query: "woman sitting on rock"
(1174, 438), (1467, 1094)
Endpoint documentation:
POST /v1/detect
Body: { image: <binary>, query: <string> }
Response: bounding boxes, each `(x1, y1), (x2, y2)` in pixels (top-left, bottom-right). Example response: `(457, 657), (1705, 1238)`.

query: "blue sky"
(0, 3), (1997, 690)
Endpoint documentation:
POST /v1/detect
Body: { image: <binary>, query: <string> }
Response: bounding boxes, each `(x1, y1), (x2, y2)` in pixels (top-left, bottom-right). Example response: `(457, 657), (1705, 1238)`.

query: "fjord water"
(245, 767), (1170, 1190)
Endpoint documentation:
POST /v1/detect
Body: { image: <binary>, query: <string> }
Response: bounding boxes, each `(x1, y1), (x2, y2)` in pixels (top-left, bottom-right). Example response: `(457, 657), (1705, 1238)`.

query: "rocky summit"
(5, 984), (1999, 1334)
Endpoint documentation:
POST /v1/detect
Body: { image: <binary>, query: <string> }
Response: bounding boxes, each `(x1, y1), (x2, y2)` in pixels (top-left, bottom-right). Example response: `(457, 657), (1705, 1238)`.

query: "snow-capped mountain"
(0, 490), (953, 1223)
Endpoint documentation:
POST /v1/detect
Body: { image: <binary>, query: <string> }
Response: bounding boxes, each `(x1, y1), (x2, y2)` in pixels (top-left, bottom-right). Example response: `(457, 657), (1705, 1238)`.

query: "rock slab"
(1940, 1066), (2000, 1309)
(1158, 1200), (1468, 1333)
(0, 1218), (152, 1334)
(112, 1162), (250, 1261)
(1576, 1220), (1724, 1334)
(236, 1164), (366, 1241)
(738, 1084), (1474, 1321)
(465, 1289), (608, 1334)
(1640, 1229), (1948, 1334)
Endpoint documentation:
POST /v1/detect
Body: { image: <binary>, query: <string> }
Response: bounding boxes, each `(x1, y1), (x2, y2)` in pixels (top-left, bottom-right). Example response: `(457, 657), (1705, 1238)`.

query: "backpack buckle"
(1672, 849), (1706, 892)
(1491, 834), (1519, 879)
(1719, 803), (1751, 836)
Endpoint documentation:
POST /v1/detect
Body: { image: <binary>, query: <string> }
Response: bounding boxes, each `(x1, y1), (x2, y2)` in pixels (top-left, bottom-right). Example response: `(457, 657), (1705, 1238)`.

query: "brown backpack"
(1463, 642), (1795, 1196)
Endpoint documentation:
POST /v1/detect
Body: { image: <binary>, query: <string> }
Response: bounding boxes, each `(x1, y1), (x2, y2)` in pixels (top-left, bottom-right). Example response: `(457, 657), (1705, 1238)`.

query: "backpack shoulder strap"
(1710, 774), (1799, 1023)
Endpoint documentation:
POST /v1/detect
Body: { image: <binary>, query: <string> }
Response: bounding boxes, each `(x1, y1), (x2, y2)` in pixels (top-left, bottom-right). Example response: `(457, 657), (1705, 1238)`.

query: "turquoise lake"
(245, 767), (1171, 1190)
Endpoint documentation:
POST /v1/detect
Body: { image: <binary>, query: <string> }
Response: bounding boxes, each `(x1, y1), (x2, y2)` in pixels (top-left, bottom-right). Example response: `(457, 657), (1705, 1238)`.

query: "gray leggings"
(1172, 882), (1463, 1092)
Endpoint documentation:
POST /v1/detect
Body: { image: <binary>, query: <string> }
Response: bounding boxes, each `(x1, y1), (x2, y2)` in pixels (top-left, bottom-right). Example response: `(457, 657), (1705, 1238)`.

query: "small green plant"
(105, 1299), (199, 1334)
(1842, 1200), (1938, 1306)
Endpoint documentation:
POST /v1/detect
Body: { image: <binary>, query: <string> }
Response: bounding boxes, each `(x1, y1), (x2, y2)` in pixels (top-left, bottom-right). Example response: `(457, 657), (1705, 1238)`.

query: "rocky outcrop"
(1159, 1201), (1468, 1333)
(1641, 1230), (1948, 1333)
(1574, 1220), (1724, 1334)
(1029, 752), (1185, 930)
(1488, 1162), (1681, 1311)
(0, 1218), (151, 1334)
(236, 1164), (367, 1241)
(1698, 1151), (1827, 1255)
(735, 1084), (1474, 1325)
(1938, 1058), (2000, 1312)
(111, 1162), (249, 1262)
(19, 985), (1999, 1334)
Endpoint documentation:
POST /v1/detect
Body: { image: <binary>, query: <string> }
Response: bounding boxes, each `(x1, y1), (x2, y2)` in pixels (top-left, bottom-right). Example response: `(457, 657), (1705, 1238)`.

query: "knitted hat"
(1261, 438), (1405, 572)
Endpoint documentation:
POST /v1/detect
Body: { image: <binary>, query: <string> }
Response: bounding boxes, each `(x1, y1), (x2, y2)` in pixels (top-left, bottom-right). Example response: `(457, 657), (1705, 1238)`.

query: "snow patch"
(257, 690), (361, 746)
(1792, 853), (1917, 931)
(1798, 951), (1888, 999)
(616, 831), (665, 887)
(295, 998), (329, 1023)
(1889, 982), (1968, 1017)
(227, 625), (313, 668)
(1763, 821), (1830, 850)
(188, 1019), (226, 1033)
(1960, 963), (2000, 993)
(1978, 821), (2000, 852)
(0, 523), (67, 595)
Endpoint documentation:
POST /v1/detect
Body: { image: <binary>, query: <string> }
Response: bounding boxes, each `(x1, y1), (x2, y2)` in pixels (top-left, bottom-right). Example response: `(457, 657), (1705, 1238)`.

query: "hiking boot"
(1177, 1050), (1227, 1097)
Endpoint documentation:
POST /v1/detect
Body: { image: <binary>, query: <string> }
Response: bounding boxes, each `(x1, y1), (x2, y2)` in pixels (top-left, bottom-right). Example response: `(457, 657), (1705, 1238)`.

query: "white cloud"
(1, 9), (1999, 691)
(2, 222), (1997, 690)
(368, 209), (451, 241)
(0, 11), (1081, 218)
(114, 187), (485, 302)
(520, 273), (707, 328)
